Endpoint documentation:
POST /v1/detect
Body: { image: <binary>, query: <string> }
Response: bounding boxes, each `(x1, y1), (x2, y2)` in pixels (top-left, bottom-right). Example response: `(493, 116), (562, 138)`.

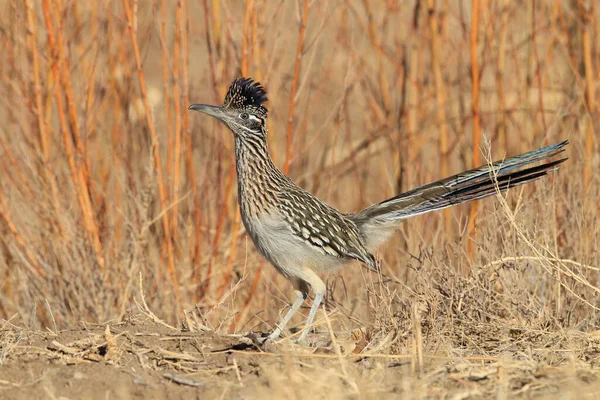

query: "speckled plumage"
(224, 77), (268, 116)
(189, 77), (568, 343)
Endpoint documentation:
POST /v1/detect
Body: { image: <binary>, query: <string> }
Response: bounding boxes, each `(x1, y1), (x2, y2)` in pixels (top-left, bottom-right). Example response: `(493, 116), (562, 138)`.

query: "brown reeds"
(25, 0), (61, 227)
(467, 0), (481, 261)
(172, 0), (184, 248)
(122, 0), (178, 302)
(495, 0), (510, 153)
(41, 0), (105, 270)
(428, 0), (451, 236)
(579, 0), (597, 191)
(283, 0), (311, 174)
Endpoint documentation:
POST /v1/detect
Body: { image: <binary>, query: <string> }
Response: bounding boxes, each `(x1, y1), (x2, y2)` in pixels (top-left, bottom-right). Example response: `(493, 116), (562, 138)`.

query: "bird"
(189, 77), (567, 343)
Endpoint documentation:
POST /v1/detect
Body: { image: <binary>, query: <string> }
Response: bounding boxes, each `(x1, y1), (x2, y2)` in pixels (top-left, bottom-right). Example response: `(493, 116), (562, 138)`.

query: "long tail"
(352, 141), (568, 249)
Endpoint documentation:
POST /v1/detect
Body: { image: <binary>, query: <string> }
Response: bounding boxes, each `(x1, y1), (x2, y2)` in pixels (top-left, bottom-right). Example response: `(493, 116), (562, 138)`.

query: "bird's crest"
(224, 77), (268, 107)
(223, 78), (268, 116)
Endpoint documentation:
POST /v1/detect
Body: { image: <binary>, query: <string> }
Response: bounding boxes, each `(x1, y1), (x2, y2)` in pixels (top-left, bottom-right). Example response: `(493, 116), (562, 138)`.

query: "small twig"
(480, 256), (600, 272)
(135, 272), (178, 331)
(44, 299), (58, 335)
(48, 341), (80, 355)
(232, 357), (243, 386)
(154, 348), (199, 362)
(163, 373), (205, 387)
(216, 349), (499, 362)
(322, 308), (358, 393)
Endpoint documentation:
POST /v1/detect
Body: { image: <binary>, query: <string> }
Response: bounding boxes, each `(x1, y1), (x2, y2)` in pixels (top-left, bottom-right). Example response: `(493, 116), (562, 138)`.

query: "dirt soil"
(1, 317), (600, 399)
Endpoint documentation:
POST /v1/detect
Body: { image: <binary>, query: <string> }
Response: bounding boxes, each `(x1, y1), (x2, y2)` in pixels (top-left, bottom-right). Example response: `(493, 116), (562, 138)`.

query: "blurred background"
(0, 0), (598, 341)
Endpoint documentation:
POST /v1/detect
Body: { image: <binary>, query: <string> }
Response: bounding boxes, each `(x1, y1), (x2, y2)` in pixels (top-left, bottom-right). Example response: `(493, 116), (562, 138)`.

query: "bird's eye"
(239, 113), (249, 120)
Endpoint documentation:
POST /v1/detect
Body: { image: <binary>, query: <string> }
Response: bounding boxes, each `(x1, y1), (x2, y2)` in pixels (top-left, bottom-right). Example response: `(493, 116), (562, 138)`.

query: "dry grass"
(0, 0), (599, 398)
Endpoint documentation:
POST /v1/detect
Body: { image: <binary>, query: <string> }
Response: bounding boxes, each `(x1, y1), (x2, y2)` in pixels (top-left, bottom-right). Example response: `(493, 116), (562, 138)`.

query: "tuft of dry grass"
(0, 0), (599, 397)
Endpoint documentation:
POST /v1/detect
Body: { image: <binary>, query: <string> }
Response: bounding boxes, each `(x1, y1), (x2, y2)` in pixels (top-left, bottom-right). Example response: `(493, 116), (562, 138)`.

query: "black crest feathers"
(223, 78), (268, 112)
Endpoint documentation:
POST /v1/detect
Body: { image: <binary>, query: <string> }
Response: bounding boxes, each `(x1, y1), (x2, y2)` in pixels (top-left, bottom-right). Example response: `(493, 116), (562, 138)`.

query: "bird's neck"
(234, 136), (286, 216)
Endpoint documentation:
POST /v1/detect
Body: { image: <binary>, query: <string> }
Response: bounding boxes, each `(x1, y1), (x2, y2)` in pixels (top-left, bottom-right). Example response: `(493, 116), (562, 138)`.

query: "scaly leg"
(268, 267), (326, 343)
(295, 268), (327, 343)
(297, 290), (324, 343)
(267, 289), (306, 341)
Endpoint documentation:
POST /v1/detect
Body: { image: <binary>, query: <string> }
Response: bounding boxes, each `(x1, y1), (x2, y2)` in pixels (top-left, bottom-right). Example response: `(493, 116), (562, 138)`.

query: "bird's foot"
(241, 329), (315, 348)
(239, 331), (279, 350)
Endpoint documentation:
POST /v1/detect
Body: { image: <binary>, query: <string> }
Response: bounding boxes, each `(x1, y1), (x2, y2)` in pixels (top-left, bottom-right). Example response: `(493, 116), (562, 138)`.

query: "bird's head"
(189, 78), (268, 139)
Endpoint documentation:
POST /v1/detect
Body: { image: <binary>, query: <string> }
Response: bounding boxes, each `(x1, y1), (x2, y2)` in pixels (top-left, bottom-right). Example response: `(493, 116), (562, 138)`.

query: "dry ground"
(2, 316), (600, 399)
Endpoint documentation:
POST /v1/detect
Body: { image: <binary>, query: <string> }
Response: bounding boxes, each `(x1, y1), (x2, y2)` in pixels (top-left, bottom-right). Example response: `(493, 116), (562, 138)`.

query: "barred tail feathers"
(352, 141), (568, 250)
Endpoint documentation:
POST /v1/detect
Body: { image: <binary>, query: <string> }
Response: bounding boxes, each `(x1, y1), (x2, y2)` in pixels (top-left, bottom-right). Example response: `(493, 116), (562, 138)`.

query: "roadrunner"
(189, 78), (567, 343)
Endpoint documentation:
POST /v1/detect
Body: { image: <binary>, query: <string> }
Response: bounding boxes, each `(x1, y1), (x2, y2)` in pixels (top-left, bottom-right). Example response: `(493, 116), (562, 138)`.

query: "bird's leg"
(267, 268), (326, 344)
(267, 289), (307, 341)
(297, 290), (324, 343)
(295, 269), (326, 343)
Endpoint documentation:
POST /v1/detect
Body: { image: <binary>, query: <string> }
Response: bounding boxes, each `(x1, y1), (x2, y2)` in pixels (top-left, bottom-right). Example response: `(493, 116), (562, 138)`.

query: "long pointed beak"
(188, 104), (225, 120)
